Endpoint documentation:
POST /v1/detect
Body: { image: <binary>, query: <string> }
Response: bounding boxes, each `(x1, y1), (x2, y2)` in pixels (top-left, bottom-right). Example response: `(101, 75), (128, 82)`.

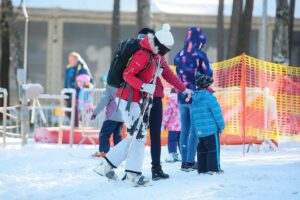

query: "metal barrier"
(1, 88), (77, 147)
(31, 89), (76, 146)
(1, 87), (104, 147)
(31, 88), (105, 147)
(77, 88), (105, 146)
(0, 88), (23, 147)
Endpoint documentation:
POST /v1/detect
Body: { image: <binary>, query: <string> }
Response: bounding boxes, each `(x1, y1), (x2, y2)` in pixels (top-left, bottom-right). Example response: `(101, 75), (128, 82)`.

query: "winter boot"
(165, 153), (176, 163)
(207, 169), (224, 175)
(181, 162), (195, 172)
(152, 166), (170, 180)
(94, 158), (118, 180)
(186, 162), (197, 171)
(176, 153), (182, 162)
(180, 162), (187, 171)
(92, 151), (106, 158)
(124, 172), (152, 187)
(192, 161), (198, 170)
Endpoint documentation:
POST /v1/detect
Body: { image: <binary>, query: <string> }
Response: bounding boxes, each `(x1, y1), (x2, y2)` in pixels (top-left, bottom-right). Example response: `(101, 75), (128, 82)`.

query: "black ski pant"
(149, 97), (163, 170)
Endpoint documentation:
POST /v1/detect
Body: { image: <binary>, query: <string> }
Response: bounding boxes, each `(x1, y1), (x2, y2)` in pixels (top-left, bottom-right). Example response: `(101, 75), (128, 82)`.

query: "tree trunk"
(0, 0), (12, 96)
(11, 1), (23, 71)
(227, 0), (243, 58)
(272, 0), (289, 65)
(137, 0), (152, 31)
(217, 0), (224, 61)
(111, 0), (120, 56)
(237, 0), (254, 55)
(288, 0), (295, 65)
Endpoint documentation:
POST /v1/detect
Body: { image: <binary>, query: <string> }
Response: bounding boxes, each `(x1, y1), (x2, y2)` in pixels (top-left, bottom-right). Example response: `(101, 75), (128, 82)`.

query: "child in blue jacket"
(191, 74), (225, 174)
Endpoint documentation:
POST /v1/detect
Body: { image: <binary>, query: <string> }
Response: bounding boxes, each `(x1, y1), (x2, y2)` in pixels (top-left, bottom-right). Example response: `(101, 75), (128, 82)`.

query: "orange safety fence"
(212, 54), (300, 146)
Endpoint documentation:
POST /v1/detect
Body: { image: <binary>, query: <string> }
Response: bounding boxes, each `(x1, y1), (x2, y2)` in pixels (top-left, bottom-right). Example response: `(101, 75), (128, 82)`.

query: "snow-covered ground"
(0, 139), (300, 200)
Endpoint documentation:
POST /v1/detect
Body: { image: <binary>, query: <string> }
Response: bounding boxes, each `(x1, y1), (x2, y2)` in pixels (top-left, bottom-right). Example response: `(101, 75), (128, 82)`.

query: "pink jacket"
(162, 93), (181, 131)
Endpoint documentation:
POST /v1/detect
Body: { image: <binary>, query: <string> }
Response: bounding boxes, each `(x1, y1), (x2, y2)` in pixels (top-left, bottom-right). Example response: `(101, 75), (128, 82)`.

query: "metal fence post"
(61, 88), (76, 147)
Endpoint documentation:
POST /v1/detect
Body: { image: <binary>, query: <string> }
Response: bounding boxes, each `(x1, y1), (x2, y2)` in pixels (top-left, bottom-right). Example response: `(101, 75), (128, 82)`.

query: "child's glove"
(141, 83), (156, 94)
(183, 88), (193, 102)
(90, 114), (96, 120)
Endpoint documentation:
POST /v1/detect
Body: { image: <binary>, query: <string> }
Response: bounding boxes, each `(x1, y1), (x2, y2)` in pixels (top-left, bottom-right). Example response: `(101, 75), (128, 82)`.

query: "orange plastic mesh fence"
(212, 54), (300, 143)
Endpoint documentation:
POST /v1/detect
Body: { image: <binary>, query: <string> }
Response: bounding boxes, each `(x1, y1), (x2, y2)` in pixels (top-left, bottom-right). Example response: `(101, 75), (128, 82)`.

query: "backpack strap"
(136, 47), (153, 78)
(125, 48), (153, 111)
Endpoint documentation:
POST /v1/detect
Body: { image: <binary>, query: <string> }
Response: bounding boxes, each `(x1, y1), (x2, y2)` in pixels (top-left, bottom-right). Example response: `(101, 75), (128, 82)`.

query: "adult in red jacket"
(94, 24), (174, 187)
(137, 27), (193, 180)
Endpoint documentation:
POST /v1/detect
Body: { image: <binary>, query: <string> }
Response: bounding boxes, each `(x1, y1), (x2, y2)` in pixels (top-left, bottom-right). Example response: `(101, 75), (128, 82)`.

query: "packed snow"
(0, 139), (300, 200)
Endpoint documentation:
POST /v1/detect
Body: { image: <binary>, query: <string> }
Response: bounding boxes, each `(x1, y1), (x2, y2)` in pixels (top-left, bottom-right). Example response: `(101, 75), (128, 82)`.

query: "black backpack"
(107, 38), (152, 88)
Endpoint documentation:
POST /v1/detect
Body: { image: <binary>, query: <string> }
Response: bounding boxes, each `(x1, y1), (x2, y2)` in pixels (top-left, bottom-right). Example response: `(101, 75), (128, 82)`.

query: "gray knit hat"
(195, 74), (214, 89)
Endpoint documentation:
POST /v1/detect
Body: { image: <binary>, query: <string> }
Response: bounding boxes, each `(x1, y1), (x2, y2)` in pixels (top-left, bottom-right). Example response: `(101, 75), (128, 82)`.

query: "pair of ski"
(130, 57), (162, 140)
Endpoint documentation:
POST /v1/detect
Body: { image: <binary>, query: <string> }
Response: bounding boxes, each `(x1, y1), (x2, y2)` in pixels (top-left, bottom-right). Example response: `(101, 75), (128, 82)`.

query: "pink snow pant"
(105, 98), (146, 173)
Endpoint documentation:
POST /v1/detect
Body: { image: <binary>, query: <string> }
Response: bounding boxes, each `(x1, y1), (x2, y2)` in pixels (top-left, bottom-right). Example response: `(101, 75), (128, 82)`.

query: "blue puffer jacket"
(191, 90), (225, 138)
(174, 27), (213, 104)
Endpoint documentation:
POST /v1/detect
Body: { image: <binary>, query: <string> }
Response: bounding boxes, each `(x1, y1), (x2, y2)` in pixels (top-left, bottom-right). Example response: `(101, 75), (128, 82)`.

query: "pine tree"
(288, 0), (295, 65)
(237, 0), (254, 55)
(227, 0), (243, 58)
(111, 0), (120, 56)
(137, 0), (152, 31)
(217, 0), (224, 61)
(272, 0), (289, 65)
(1, 0), (12, 97)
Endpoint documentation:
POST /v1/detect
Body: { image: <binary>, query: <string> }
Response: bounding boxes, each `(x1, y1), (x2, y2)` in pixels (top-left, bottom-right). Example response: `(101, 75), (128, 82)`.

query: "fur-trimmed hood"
(139, 33), (159, 54)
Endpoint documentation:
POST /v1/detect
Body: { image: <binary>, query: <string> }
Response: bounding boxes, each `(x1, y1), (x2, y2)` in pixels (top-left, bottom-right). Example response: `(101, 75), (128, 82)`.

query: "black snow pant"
(149, 97), (163, 170)
(197, 132), (221, 173)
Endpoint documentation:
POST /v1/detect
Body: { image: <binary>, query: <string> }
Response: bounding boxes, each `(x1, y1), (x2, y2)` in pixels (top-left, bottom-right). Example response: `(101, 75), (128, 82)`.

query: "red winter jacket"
(154, 56), (186, 98)
(115, 35), (160, 103)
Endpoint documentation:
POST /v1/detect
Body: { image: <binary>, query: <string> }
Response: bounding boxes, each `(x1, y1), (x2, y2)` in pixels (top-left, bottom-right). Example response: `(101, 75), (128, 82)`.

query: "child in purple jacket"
(91, 85), (124, 157)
